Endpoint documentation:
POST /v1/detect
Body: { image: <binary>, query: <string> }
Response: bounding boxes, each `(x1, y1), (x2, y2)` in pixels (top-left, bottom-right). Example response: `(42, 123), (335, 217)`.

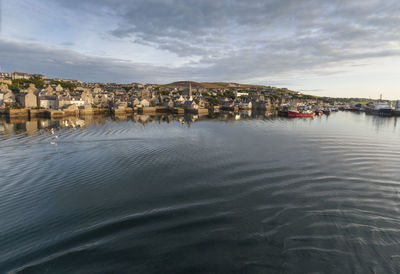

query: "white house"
(70, 96), (85, 107)
(235, 91), (249, 97)
(239, 101), (252, 109)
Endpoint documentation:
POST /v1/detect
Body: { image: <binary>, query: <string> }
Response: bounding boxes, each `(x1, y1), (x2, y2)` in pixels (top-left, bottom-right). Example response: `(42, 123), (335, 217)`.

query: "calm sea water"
(1, 112), (400, 273)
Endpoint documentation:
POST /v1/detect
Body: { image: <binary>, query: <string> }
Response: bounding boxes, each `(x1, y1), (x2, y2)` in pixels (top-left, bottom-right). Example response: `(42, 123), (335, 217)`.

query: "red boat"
(288, 110), (316, 118)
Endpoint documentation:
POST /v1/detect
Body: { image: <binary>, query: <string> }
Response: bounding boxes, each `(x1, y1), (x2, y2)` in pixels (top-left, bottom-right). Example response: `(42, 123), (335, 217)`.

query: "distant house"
(115, 102), (128, 109)
(177, 95), (185, 103)
(93, 94), (108, 107)
(25, 84), (39, 94)
(235, 91), (249, 97)
(131, 98), (141, 107)
(139, 99), (150, 107)
(43, 85), (55, 95)
(2, 91), (15, 105)
(17, 91), (37, 108)
(92, 87), (102, 94)
(43, 78), (53, 85)
(12, 72), (32, 80)
(55, 84), (64, 92)
(39, 95), (58, 109)
(0, 83), (11, 93)
(137, 89), (150, 99)
(32, 74), (45, 80)
(0, 79), (12, 85)
(198, 98), (207, 108)
(81, 89), (93, 105)
(58, 96), (72, 108)
(239, 101), (252, 109)
(0, 72), (10, 79)
(183, 100), (199, 110)
(70, 95), (85, 107)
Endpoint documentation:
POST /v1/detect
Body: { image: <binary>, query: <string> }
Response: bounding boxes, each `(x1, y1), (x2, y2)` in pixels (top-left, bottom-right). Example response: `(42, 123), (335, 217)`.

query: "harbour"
(1, 111), (400, 273)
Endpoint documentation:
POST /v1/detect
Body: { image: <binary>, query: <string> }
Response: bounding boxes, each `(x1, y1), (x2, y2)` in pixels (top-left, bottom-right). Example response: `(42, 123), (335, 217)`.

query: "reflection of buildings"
(0, 110), (279, 135)
(26, 120), (39, 135)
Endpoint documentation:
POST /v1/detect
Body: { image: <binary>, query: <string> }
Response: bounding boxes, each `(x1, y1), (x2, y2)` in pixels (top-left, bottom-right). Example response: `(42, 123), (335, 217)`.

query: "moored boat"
(330, 107), (338, 112)
(322, 107), (331, 115)
(366, 102), (392, 116)
(315, 109), (323, 116)
(288, 110), (316, 118)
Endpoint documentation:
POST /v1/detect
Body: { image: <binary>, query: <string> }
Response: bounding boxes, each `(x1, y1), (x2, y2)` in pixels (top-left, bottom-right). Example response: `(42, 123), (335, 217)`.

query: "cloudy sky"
(0, 0), (399, 98)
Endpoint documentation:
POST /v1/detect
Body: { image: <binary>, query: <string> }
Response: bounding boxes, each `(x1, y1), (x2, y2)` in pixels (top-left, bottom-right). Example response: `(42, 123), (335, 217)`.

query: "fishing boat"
(288, 109), (316, 118)
(366, 102), (392, 116)
(322, 107), (331, 115)
(330, 107), (338, 112)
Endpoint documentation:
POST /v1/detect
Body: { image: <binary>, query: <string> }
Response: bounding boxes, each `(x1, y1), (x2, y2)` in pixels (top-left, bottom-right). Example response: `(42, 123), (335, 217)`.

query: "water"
(1, 112), (400, 273)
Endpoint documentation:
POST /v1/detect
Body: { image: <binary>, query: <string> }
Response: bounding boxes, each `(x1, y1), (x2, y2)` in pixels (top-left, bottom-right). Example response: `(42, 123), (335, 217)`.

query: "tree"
(223, 90), (235, 99)
(160, 90), (170, 96)
(32, 76), (44, 89)
(207, 97), (220, 106)
(8, 83), (20, 93)
(50, 80), (77, 91)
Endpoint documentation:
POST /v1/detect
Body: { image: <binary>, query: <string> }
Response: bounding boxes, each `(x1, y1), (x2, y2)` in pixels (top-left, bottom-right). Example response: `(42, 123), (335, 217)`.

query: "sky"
(0, 0), (399, 98)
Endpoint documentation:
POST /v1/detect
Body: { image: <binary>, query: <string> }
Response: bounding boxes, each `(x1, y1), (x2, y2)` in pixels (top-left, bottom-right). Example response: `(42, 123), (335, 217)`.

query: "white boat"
(366, 102), (392, 116)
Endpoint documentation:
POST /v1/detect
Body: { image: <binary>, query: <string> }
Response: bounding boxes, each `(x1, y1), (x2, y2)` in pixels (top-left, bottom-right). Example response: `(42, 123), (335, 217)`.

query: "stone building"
(17, 91), (38, 108)
(39, 95), (58, 109)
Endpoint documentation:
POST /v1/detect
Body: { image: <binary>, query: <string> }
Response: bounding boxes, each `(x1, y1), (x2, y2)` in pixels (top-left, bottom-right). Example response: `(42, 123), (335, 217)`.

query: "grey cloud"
(0, 39), (183, 83)
(50, 0), (400, 63)
(3, 0), (400, 85)
(1, 35), (399, 86)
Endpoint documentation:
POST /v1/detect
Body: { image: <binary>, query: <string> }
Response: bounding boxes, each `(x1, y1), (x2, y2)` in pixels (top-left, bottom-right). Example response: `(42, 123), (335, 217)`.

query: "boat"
(315, 109), (323, 116)
(366, 102), (392, 116)
(322, 107), (331, 115)
(288, 109), (316, 118)
(330, 107), (338, 112)
(344, 105), (356, 111)
(278, 110), (288, 117)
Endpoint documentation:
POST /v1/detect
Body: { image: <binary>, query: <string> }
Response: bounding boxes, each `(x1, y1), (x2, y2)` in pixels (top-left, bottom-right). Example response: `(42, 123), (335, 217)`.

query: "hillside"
(161, 81), (264, 89)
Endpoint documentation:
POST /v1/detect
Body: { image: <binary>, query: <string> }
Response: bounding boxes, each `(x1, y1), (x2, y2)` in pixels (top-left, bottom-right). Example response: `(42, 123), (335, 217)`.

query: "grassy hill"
(161, 81), (264, 89)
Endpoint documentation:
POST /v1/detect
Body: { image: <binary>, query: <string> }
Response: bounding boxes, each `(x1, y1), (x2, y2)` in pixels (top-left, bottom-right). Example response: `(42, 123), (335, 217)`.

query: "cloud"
(0, 39), (183, 83)
(1, 34), (399, 86)
(50, 0), (400, 58)
(2, 0), (400, 90)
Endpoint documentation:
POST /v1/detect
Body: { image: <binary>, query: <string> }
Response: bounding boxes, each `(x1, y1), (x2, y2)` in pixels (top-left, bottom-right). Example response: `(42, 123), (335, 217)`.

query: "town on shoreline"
(0, 71), (398, 119)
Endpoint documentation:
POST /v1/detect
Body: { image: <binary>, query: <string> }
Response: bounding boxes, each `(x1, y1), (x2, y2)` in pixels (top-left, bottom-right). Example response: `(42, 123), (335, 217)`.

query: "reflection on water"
(1, 111), (400, 273)
(0, 110), (278, 136)
(1, 111), (399, 137)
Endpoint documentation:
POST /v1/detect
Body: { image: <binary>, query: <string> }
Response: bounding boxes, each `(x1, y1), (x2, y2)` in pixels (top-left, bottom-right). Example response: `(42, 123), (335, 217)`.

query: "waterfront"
(1, 112), (400, 273)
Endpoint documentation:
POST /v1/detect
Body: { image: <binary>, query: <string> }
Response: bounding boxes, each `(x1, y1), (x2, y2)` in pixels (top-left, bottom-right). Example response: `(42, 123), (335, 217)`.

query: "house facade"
(0, 72), (10, 79)
(39, 96), (58, 109)
(12, 72), (32, 80)
(17, 91), (38, 108)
